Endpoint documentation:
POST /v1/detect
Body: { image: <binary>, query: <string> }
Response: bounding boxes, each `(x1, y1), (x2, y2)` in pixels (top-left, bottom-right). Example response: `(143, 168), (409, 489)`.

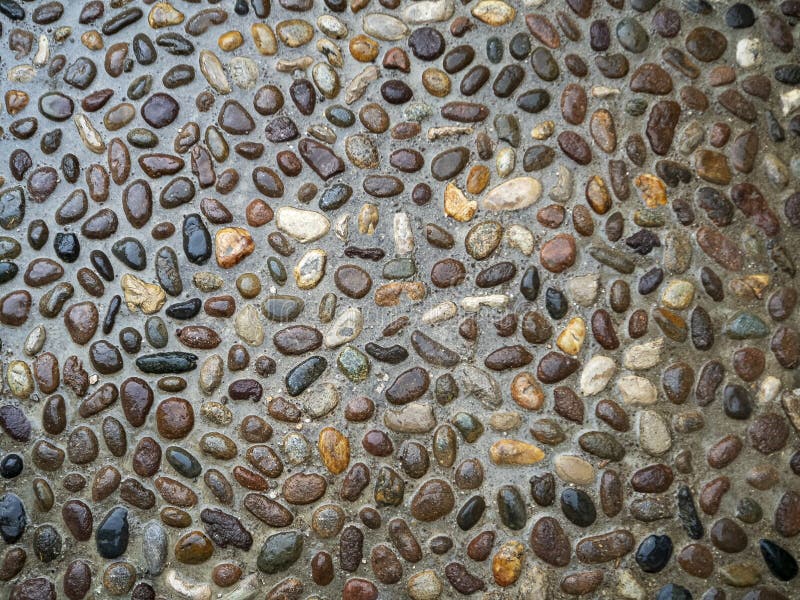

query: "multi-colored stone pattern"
(0, 0), (800, 598)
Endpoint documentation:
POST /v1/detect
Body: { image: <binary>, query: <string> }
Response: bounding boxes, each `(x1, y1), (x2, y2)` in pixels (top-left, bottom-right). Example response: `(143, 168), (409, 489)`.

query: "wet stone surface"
(0, 0), (799, 598)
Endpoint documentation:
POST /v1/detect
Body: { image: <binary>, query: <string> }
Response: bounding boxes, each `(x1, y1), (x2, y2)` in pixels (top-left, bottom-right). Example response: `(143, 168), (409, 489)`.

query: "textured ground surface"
(1, 0), (800, 599)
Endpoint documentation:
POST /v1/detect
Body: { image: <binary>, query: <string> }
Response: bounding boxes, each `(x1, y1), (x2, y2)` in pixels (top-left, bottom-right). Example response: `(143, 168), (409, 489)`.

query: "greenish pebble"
(324, 104), (355, 127)
(403, 102), (433, 122)
(165, 446), (202, 478)
(494, 113), (521, 148)
(261, 295), (304, 322)
(128, 74), (153, 100)
(145, 316), (169, 348)
(0, 236), (22, 259)
(434, 373), (459, 405)
(724, 312), (769, 339)
(193, 271), (224, 292)
(633, 208), (666, 227)
(337, 345), (370, 382)
(588, 244), (635, 274)
(127, 127), (159, 149)
(451, 412), (484, 442)
(626, 98), (648, 116)
(486, 36), (503, 63)
(497, 485), (527, 530)
(383, 258), (416, 279)
(578, 431), (625, 461)
(735, 498), (762, 524)
(267, 257), (287, 285)
(318, 292), (337, 323)
(257, 531), (304, 574)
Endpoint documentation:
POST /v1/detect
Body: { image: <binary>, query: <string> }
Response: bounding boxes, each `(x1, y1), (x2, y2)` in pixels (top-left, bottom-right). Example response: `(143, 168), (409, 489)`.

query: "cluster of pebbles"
(2, 0), (800, 598)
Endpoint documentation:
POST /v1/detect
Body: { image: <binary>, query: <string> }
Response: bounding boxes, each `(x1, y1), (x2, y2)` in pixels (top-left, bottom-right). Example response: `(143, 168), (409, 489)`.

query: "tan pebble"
(358, 203), (379, 234)
(54, 27), (72, 43)
(81, 30), (103, 50)
(407, 570), (442, 600)
(276, 19), (315, 48)
(234, 305), (264, 346)
(121, 274), (166, 314)
(495, 147), (516, 177)
(579, 356), (616, 396)
(554, 454), (594, 484)
(556, 317), (585, 356)
(531, 120), (555, 140)
(444, 182), (477, 222)
(5, 90), (29, 115)
(471, 0), (516, 26)
(493, 540), (525, 587)
(349, 34), (379, 62)
(510, 371), (544, 410)
(215, 227), (255, 269)
(422, 68), (451, 97)
(218, 31), (244, 52)
(729, 274), (770, 299)
(317, 38), (344, 68)
(318, 427), (350, 474)
(148, 2), (185, 28)
(623, 338), (664, 370)
(374, 282), (426, 307)
(489, 412), (522, 431)
(200, 402), (233, 426)
(634, 173), (667, 207)
(482, 177), (542, 211)
(617, 375), (658, 405)
(489, 439), (545, 465)
(466, 165), (490, 194)
(7, 360), (33, 399)
(251, 23), (278, 55)
(294, 249), (327, 290)
(506, 224), (534, 255)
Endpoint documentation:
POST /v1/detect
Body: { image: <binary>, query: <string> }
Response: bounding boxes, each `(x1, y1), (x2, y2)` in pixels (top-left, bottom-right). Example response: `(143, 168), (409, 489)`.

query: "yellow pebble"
(218, 31), (244, 52)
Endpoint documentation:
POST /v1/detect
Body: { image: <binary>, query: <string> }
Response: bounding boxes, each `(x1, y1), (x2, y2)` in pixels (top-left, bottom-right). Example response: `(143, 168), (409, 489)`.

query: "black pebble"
(183, 213), (212, 264)
(456, 495), (485, 531)
(509, 33), (531, 60)
(519, 266), (540, 301)
(725, 3), (755, 28)
(760, 539), (799, 581)
(635, 534), (673, 573)
(0, 262), (18, 285)
(0, 0), (25, 20)
(723, 383), (753, 420)
(119, 327), (142, 354)
(96, 506), (129, 559)
(112, 237), (147, 270)
(54, 232), (80, 263)
(0, 454), (23, 479)
(545, 287), (568, 320)
(677, 485), (704, 539)
(560, 488), (596, 527)
(408, 27), (445, 61)
(657, 583), (693, 600)
(486, 37), (503, 63)
(165, 298), (202, 320)
(638, 267), (664, 295)
(27, 219), (49, 250)
(0, 493), (27, 543)
(90, 249), (115, 281)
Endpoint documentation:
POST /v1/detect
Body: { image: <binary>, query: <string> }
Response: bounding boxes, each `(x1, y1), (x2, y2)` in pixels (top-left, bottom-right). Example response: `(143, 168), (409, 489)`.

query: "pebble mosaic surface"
(2, 0), (800, 598)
